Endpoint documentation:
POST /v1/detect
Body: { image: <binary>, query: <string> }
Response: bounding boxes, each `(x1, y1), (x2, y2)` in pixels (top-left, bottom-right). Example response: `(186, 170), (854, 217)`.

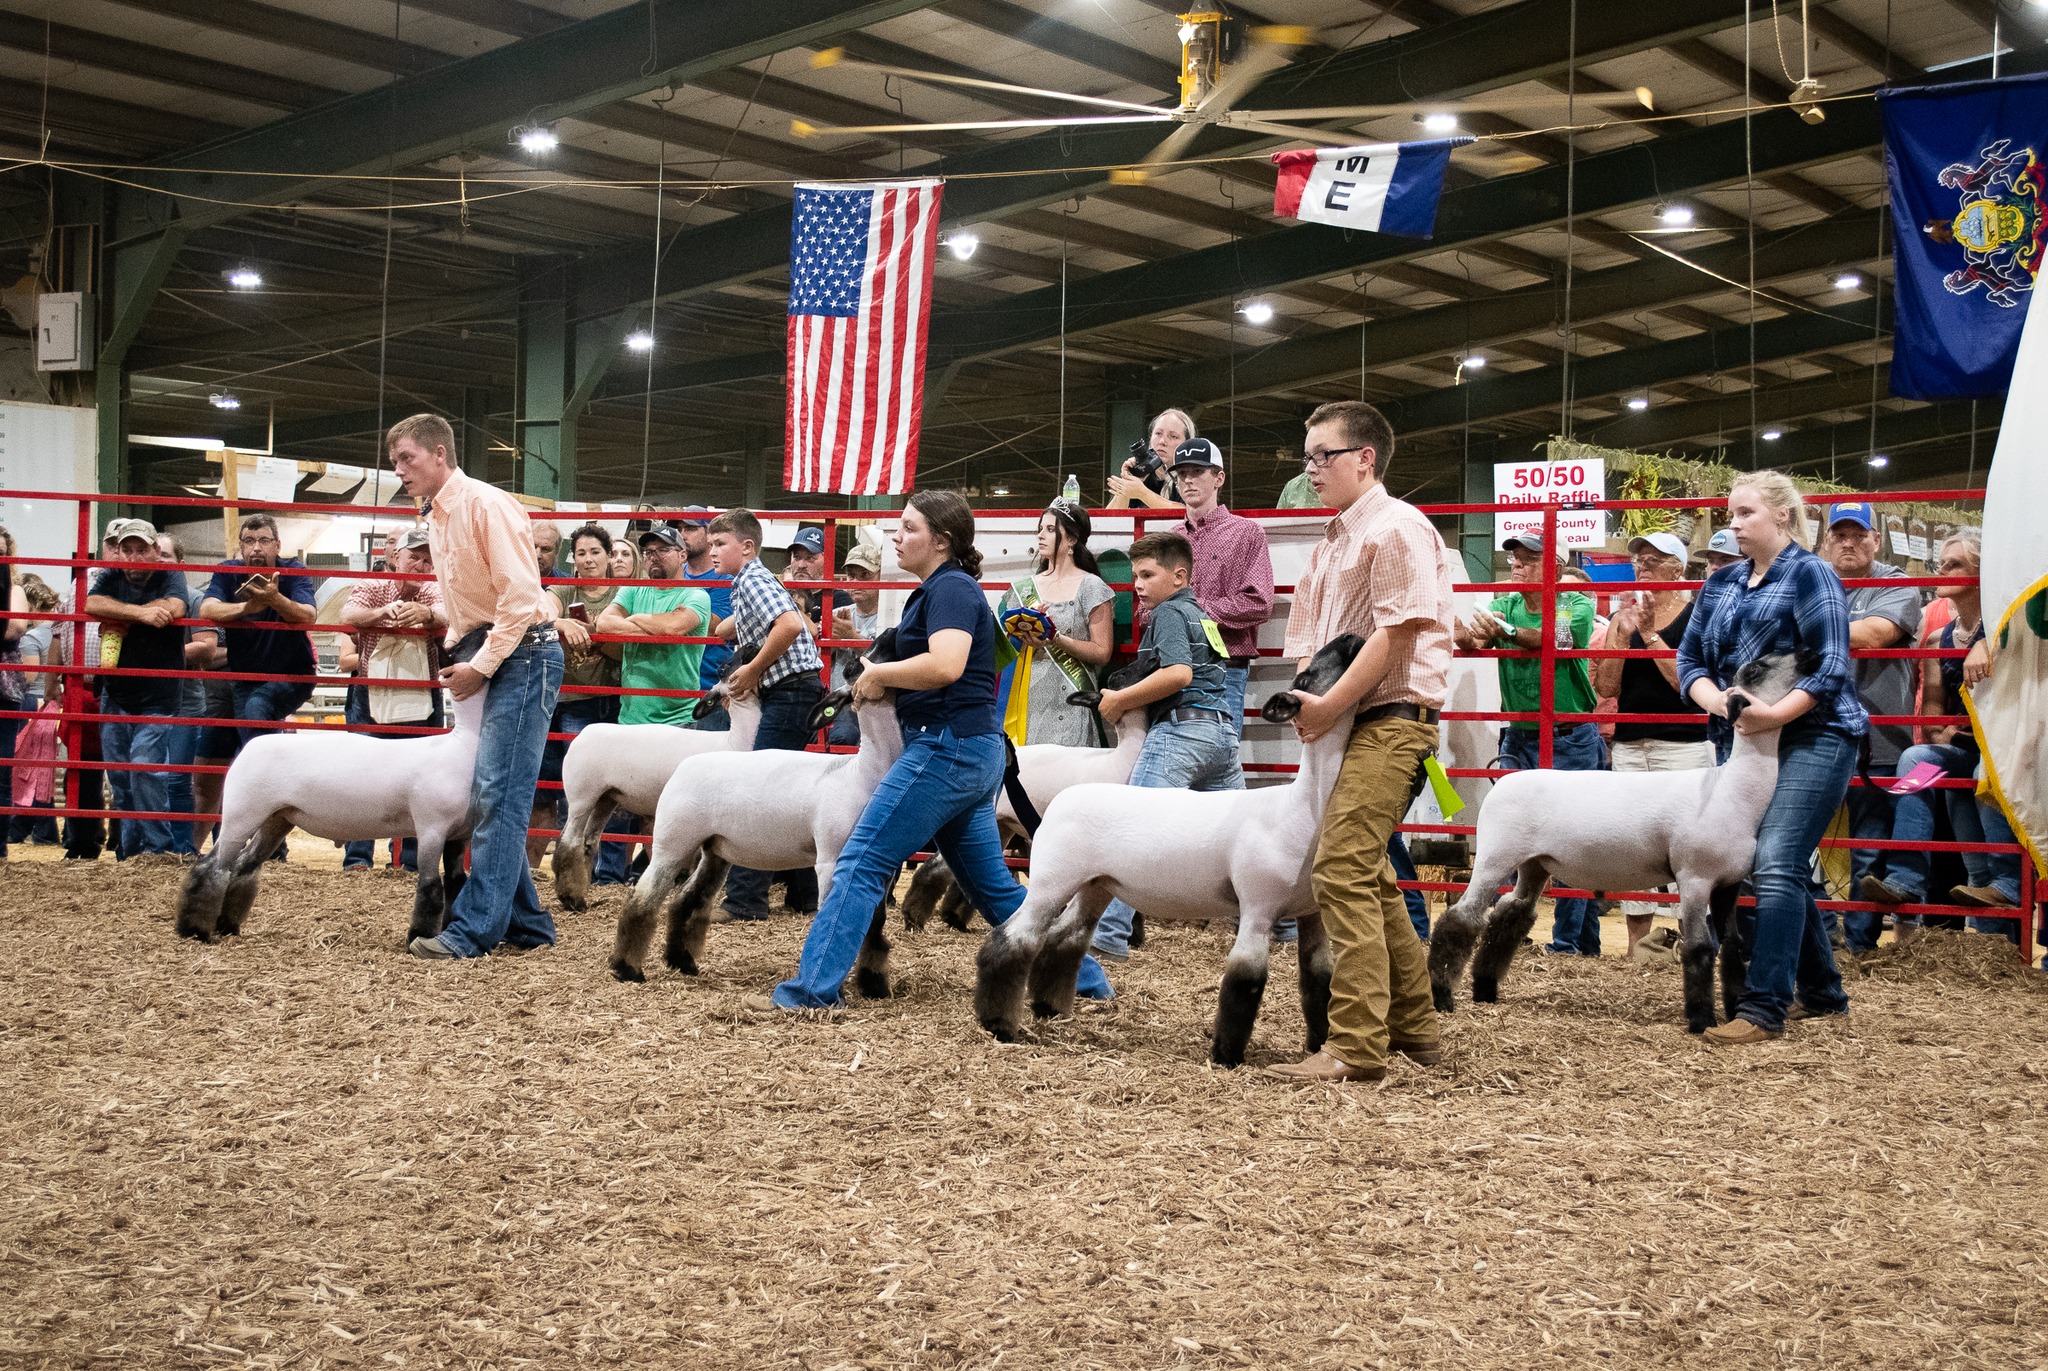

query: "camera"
(1127, 438), (1165, 486)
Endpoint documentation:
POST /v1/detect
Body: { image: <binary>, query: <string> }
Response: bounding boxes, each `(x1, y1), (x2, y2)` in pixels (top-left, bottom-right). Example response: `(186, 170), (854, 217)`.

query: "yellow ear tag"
(1424, 755), (1465, 819)
(1201, 619), (1227, 657)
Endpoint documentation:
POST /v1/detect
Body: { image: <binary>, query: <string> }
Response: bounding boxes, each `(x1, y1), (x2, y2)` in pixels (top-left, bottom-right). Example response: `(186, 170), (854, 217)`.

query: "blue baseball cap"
(789, 526), (827, 556)
(1705, 528), (1740, 558)
(1827, 501), (1876, 530)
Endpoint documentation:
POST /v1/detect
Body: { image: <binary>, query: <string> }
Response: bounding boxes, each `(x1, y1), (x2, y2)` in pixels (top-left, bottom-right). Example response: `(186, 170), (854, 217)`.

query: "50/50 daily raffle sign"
(1493, 458), (1607, 550)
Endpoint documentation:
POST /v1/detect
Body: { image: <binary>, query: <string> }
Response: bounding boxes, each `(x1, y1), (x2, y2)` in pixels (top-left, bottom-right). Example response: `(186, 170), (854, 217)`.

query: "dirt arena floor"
(3, 847), (2046, 1370)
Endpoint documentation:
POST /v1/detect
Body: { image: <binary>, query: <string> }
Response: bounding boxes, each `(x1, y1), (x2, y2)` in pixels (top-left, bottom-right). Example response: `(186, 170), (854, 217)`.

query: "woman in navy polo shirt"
(1677, 470), (1865, 1045)
(766, 490), (1114, 1010)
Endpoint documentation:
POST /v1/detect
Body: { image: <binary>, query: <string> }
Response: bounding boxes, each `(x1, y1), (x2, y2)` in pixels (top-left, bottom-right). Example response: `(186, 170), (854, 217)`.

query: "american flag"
(785, 180), (945, 495)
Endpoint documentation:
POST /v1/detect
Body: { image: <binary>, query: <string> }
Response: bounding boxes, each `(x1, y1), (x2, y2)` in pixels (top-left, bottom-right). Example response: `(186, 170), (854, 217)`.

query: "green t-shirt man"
(1482, 588), (1598, 728)
(612, 583), (712, 727)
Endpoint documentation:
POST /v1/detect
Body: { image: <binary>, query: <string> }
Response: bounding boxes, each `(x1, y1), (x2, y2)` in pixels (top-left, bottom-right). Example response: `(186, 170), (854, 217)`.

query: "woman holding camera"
(1106, 408), (1196, 509)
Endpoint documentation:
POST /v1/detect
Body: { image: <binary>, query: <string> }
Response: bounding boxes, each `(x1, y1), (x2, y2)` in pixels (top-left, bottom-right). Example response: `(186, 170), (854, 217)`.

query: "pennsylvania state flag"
(1882, 73), (2048, 398)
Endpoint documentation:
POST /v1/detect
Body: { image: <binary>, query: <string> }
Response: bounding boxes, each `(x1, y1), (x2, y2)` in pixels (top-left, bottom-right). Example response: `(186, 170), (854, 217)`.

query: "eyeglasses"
(1301, 446), (1365, 471)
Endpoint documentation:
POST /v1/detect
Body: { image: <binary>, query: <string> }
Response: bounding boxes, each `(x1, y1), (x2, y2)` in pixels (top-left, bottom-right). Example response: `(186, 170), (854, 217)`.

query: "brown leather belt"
(1358, 701), (1441, 726)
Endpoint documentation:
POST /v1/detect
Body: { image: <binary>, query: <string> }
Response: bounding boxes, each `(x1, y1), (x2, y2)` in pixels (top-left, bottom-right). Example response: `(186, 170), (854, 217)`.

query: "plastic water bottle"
(1062, 473), (1081, 505)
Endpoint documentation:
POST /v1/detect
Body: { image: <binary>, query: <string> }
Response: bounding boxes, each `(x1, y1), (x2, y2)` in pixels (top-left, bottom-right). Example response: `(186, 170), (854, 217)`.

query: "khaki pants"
(1311, 714), (1441, 1070)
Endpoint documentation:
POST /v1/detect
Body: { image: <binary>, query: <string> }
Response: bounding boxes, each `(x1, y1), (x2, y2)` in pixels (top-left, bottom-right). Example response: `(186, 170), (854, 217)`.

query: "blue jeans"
(1091, 713), (1245, 959)
(1498, 722), (1606, 954)
(774, 725), (1112, 1008)
(230, 677), (315, 752)
(724, 675), (826, 917)
(1388, 831), (1430, 940)
(98, 696), (176, 857)
(0, 711), (13, 860)
(436, 639), (564, 957)
(1837, 783), (1898, 951)
(341, 684), (444, 871)
(163, 718), (200, 856)
(1737, 728), (1855, 1032)
(1221, 665), (1249, 738)
(1884, 742), (2023, 907)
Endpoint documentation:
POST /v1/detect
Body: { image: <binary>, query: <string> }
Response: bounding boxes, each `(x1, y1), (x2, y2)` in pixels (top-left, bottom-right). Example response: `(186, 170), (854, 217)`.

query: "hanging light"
(989, 484), (1010, 497)
(226, 268), (262, 289)
(514, 123), (559, 154)
(1657, 203), (1695, 226)
(1421, 112), (1458, 134)
(1626, 396), (1650, 411)
(1868, 454), (1889, 468)
(1239, 299), (1276, 326)
(209, 392), (241, 410)
(1760, 428), (1783, 441)
(945, 231), (980, 261)
(1832, 272), (1863, 291)
(625, 330), (655, 353)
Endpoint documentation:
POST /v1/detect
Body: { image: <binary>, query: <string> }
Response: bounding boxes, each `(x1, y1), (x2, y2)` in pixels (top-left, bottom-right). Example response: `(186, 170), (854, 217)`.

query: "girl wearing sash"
(998, 499), (1115, 746)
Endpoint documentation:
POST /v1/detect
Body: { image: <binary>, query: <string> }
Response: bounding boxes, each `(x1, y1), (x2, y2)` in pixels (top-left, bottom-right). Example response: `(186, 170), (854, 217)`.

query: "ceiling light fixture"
(989, 484), (1010, 497)
(624, 330), (655, 353)
(1422, 112), (1458, 134)
(1832, 272), (1863, 291)
(1657, 203), (1695, 226)
(946, 231), (980, 261)
(209, 392), (241, 410)
(1626, 396), (1650, 411)
(226, 268), (262, 289)
(1239, 299), (1275, 326)
(1868, 454), (1889, 468)
(1760, 428), (1783, 441)
(514, 123), (559, 154)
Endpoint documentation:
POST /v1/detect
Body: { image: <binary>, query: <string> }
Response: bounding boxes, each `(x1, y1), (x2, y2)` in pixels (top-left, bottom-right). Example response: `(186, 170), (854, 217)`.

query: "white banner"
(1493, 458), (1607, 550)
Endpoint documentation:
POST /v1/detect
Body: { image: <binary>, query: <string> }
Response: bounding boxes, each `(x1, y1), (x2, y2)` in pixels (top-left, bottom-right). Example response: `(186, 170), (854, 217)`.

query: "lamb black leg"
(899, 855), (952, 931)
(611, 850), (692, 982)
(853, 897), (894, 998)
(441, 838), (468, 920)
(1428, 854), (1525, 1013)
(974, 921), (1038, 1042)
(1468, 867), (1550, 1004)
(1295, 913), (1334, 1054)
(1677, 882), (1720, 1034)
(174, 857), (230, 942)
(1717, 886), (1751, 1023)
(663, 853), (731, 975)
(214, 817), (291, 938)
(1027, 887), (1110, 1021)
(1211, 929), (1272, 1069)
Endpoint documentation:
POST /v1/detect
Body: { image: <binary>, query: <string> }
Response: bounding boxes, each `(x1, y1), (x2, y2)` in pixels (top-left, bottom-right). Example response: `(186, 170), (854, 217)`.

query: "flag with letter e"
(1270, 139), (1465, 237)
(785, 180), (944, 495)
(1881, 72), (2048, 398)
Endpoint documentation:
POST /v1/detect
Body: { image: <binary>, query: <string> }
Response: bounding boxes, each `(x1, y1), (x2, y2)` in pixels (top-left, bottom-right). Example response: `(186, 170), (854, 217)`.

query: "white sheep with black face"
(174, 629), (492, 947)
(1428, 649), (1817, 1033)
(972, 634), (1369, 1067)
(607, 631), (905, 991)
(550, 652), (764, 913)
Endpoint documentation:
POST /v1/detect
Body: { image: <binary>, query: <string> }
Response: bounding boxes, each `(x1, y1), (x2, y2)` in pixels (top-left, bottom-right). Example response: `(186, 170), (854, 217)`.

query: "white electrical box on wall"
(35, 291), (94, 372)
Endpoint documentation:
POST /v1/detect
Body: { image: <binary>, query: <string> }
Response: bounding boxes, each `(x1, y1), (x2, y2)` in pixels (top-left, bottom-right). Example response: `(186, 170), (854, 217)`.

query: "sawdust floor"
(2, 855), (2045, 1369)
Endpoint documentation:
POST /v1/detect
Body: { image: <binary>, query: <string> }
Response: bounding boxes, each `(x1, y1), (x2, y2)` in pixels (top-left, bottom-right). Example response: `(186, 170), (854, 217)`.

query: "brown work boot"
(1950, 885), (2017, 909)
(1702, 1017), (1780, 1047)
(1265, 1050), (1385, 1083)
(1389, 1039), (1444, 1067)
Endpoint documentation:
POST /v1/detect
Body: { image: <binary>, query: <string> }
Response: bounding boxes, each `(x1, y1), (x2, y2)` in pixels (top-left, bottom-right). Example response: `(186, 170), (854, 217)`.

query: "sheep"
(899, 662), (1150, 932)
(1426, 649), (1815, 1034)
(608, 632), (904, 990)
(550, 660), (763, 912)
(973, 634), (1368, 1067)
(174, 628), (490, 946)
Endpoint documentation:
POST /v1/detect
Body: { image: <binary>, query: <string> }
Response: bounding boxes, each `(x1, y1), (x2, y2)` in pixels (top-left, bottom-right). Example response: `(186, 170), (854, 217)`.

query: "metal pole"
(1538, 504), (1559, 769)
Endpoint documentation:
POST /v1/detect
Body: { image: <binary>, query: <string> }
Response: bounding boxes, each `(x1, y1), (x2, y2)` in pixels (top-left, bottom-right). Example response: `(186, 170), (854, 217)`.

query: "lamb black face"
(1260, 634), (1366, 723)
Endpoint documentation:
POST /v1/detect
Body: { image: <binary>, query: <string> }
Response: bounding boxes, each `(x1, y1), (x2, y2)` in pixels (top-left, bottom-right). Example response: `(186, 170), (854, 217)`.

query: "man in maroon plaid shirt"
(1162, 437), (1275, 734)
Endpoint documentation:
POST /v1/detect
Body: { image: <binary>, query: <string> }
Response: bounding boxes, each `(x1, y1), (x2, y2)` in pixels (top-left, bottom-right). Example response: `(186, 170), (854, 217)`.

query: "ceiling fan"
(791, 10), (1654, 183)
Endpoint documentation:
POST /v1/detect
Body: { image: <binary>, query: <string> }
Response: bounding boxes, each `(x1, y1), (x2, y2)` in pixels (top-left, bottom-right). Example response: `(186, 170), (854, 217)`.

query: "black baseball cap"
(638, 525), (685, 550)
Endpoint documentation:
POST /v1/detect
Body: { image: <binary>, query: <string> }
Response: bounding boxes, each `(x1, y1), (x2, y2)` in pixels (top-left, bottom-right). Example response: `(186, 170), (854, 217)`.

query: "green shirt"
(613, 583), (712, 727)
(1486, 590), (1597, 728)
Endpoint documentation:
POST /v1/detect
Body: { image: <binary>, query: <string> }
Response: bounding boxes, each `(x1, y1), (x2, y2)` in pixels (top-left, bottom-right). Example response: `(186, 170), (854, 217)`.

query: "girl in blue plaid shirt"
(1677, 470), (1865, 1045)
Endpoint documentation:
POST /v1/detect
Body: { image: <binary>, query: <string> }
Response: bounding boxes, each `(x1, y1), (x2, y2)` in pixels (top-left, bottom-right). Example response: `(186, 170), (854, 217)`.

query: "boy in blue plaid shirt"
(707, 509), (827, 920)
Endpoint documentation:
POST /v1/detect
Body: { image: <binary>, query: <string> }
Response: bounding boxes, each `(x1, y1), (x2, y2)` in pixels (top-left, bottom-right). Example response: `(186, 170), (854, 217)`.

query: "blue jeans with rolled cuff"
(723, 674), (826, 919)
(1497, 722), (1607, 955)
(774, 724), (1113, 1009)
(1090, 714), (1245, 960)
(1388, 831), (1430, 940)
(1836, 783), (1899, 951)
(97, 697), (176, 857)
(340, 684), (445, 871)
(434, 638), (564, 957)
(1882, 742), (2023, 908)
(162, 718), (200, 856)
(1733, 727), (1855, 1033)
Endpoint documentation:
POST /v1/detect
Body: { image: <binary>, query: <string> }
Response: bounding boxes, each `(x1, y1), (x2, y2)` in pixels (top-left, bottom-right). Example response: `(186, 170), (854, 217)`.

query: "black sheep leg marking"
(1428, 850), (1526, 1013)
(611, 846), (694, 982)
(1467, 865), (1550, 1005)
(1211, 914), (1274, 1069)
(853, 895), (894, 998)
(899, 855), (952, 931)
(664, 852), (732, 976)
(1295, 911), (1334, 1054)
(1027, 884), (1112, 1021)
(1676, 880), (1720, 1034)
(1717, 885), (1751, 1023)
(215, 816), (293, 938)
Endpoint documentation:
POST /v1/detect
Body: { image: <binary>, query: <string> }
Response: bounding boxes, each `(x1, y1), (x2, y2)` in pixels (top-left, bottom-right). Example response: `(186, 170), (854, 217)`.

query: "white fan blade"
(792, 113), (1174, 138)
(809, 48), (1169, 116)
(1248, 88), (1654, 122)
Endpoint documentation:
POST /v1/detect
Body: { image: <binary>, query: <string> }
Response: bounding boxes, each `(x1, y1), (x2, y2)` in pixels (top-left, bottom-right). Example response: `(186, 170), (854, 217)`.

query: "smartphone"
(567, 601), (589, 623)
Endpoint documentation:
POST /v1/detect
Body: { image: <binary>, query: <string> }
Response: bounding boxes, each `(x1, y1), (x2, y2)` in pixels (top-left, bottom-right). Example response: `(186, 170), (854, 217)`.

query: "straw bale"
(2, 857), (2045, 1369)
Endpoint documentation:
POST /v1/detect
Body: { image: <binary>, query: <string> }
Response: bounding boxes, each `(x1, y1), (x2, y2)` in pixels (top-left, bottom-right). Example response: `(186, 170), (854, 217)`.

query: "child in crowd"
(1087, 531), (1242, 962)
(706, 509), (826, 921)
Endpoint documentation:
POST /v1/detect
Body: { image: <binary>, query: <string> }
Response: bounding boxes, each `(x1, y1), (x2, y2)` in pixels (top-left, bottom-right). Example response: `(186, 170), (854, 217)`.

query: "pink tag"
(1887, 761), (1947, 797)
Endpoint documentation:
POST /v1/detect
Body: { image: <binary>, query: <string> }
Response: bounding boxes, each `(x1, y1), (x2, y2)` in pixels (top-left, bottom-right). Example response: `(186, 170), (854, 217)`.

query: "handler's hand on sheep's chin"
(851, 667), (889, 703)
(1730, 693), (1790, 735)
(723, 661), (762, 699)
(1290, 689), (1347, 745)
(441, 662), (487, 700)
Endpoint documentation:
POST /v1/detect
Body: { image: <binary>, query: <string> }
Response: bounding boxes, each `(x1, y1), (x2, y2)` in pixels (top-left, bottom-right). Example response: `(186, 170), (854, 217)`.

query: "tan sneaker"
(1702, 1017), (1780, 1047)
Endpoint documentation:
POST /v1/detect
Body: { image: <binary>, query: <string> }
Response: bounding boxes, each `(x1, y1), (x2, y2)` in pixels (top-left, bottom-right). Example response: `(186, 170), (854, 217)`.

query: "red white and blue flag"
(1271, 139), (1464, 237)
(785, 179), (944, 495)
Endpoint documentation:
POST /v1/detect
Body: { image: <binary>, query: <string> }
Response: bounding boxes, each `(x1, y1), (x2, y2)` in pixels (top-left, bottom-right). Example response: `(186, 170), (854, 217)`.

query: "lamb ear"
(1795, 646), (1823, 678)
(1066, 690), (1102, 710)
(808, 690), (855, 733)
(1261, 692), (1302, 723)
